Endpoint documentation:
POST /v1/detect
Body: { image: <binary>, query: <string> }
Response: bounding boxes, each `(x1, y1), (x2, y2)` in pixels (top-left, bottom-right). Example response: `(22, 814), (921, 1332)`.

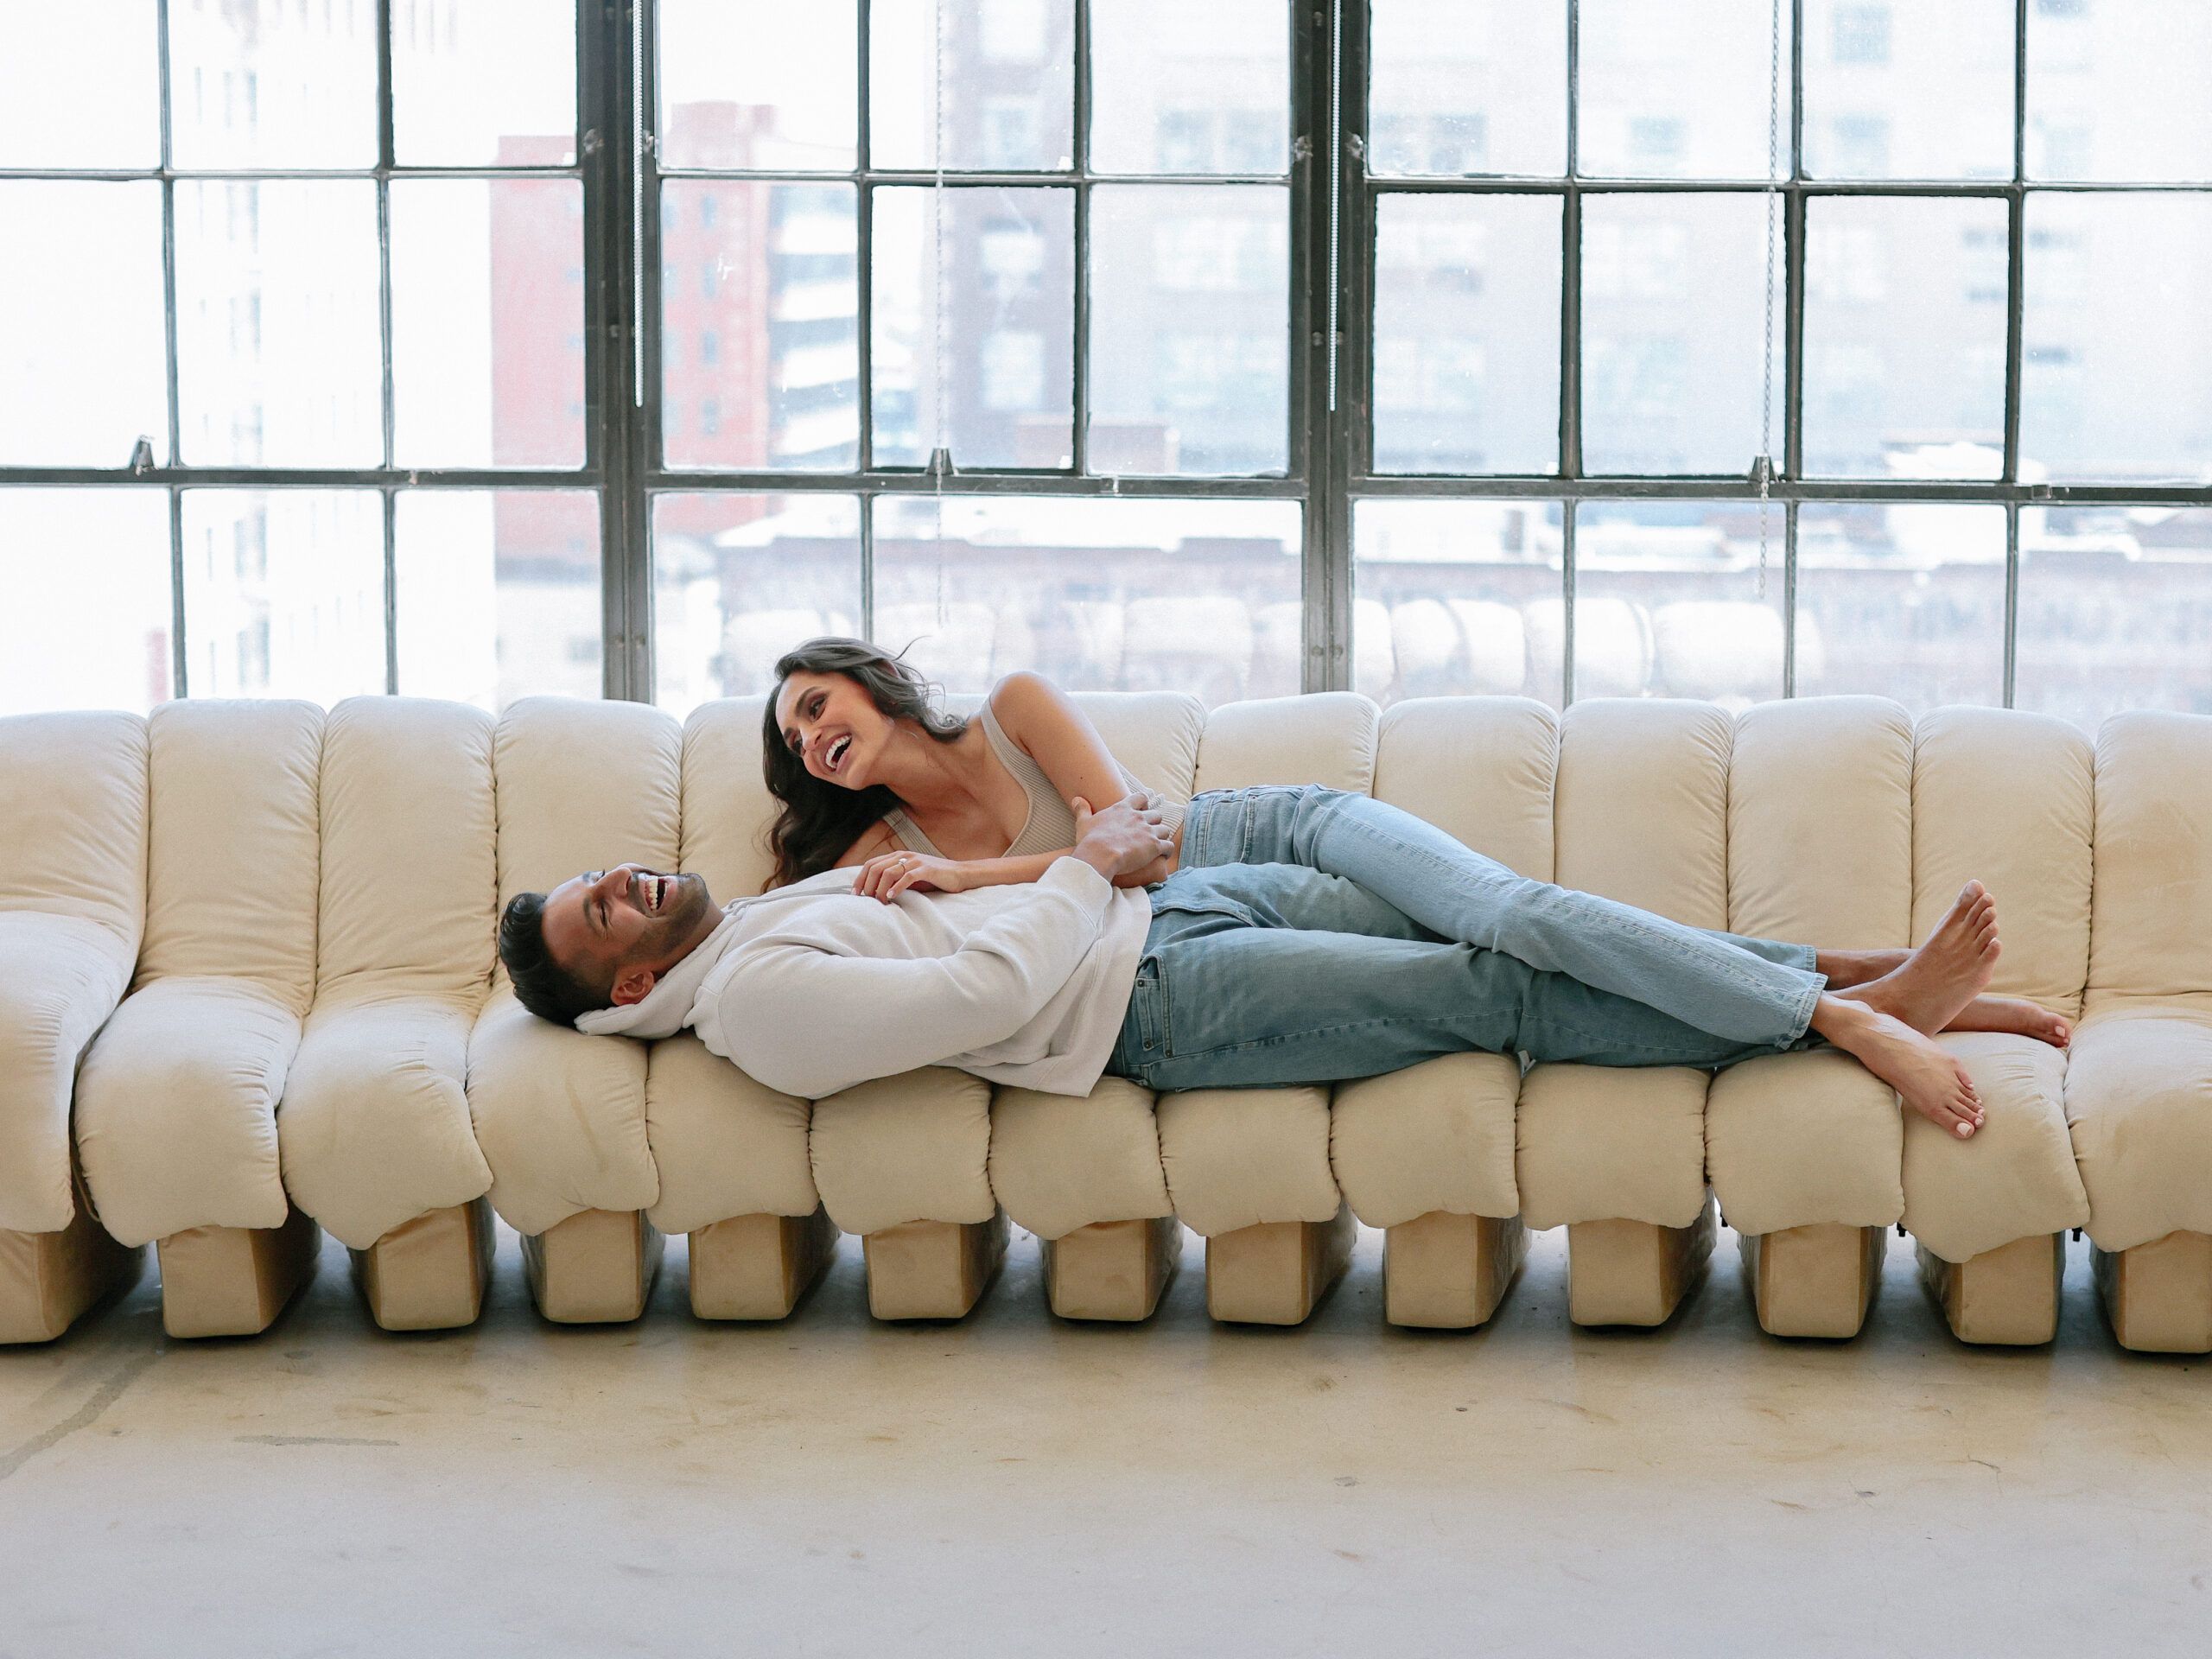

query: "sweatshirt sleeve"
(703, 857), (1117, 1099)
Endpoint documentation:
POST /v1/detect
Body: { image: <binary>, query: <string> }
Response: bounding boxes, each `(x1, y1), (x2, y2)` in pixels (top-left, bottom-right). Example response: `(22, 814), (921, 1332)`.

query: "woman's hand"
(854, 849), (970, 903)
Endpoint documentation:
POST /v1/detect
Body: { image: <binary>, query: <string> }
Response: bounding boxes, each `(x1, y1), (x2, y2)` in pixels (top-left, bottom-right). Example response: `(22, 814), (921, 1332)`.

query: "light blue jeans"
(1103, 785), (1828, 1092)
(1107, 860), (1823, 1093)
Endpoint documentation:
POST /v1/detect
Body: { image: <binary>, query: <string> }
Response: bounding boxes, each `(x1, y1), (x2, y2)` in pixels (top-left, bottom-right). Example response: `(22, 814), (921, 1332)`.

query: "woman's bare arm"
(989, 671), (1173, 884)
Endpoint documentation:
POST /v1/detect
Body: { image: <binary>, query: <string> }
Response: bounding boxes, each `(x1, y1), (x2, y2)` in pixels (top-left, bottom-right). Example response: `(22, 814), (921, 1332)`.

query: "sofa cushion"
(0, 708), (145, 1235)
(467, 696), (680, 1236)
(1331, 1053), (1519, 1230)
(1912, 707), (2092, 1019)
(2065, 1003), (2212, 1252)
(277, 697), (499, 1251)
(645, 1033), (818, 1236)
(1706, 1048), (1904, 1236)
(808, 1067), (995, 1236)
(2087, 711), (2212, 1004)
(1155, 1085), (1339, 1237)
(989, 1077), (1173, 1241)
(1192, 692), (1376, 795)
(1373, 696), (1557, 880)
(1075, 691), (1206, 804)
(1903, 1031), (2086, 1262)
(135, 699), (322, 1010)
(74, 976), (299, 1247)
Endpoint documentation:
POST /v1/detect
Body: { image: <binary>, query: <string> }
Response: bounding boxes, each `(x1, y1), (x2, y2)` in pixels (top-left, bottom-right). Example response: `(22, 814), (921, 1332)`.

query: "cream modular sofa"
(3, 691), (2209, 1353)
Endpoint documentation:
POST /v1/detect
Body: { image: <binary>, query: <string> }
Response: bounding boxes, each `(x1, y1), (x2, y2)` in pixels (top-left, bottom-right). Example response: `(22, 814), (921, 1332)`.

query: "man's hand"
(1070, 791), (1177, 883)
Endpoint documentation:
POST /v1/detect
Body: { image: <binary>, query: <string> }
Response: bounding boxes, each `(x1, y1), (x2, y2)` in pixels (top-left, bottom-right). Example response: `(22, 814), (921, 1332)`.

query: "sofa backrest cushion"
(1073, 690), (1206, 804)
(1730, 695), (1913, 949)
(138, 699), (323, 1009)
(0, 709), (147, 959)
(316, 696), (498, 1000)
(493, 696), (683, 915)
(680, 696), (779, 904)
(1913, 706), (2093, 1017)
(1374, 696), (1557, 880)
(2089, 709), (2212, 1001)
(1556, 698), (1730, 926)
(1192, 691), (1377, 794)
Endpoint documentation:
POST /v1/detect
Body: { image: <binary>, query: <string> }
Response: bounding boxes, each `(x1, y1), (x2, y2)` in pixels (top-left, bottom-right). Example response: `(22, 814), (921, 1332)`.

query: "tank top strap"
(880, 806), (945, 857)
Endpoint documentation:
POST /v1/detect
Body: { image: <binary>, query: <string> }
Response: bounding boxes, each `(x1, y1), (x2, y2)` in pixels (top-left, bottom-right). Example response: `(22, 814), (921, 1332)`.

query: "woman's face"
(774, 670), (894, 791)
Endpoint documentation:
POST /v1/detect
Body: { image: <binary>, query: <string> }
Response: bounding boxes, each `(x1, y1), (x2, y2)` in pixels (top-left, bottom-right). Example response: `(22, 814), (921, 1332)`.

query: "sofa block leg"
(1917, 1234), (2063, 1346)
(350, 1198), (496, 1332)
(1042, 1216), (1182, 1321)
(862, 1211), (1009, 1320)
(2094, 1230), (2212, 1354)
(1383, 1211), (1526, 1329)
(1567, 1196), (1716, 1327)
(689, 1206), (840, 1320)
(156, 1206), (321, 1339)
(522, 1209), (664, 1324)
(0, 1182), (145, 1345)
(1740, 1222), (1887, 1338)
(1205, 1205), (1357, 1325)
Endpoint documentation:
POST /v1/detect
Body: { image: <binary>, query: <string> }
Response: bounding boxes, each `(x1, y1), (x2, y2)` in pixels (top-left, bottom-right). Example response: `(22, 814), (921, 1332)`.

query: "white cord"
(933, 0), (948, 626)
(1756, 0), (1781, 601)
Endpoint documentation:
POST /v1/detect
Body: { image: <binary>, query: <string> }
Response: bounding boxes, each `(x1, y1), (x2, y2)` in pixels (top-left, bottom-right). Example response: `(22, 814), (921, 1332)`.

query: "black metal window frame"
(1336, 0), (2212, 705)
(7, 0), (2210, 709)
(0, 0), (619, 701)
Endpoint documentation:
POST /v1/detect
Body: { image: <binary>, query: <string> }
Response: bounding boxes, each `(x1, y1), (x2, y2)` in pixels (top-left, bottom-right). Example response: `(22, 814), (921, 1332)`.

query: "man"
(499, 792), (2005, 1139)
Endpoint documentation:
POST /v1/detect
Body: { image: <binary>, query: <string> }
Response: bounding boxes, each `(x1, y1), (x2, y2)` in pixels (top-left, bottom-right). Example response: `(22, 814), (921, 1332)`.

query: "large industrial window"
(5, 2), (2209, 733)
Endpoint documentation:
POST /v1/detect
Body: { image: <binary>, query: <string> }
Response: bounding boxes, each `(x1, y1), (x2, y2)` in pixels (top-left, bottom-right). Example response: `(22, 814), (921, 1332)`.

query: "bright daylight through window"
(3, 0), (2209, 732)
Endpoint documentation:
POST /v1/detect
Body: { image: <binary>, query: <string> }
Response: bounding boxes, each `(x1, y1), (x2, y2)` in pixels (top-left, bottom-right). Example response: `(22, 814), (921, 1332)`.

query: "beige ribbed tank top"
(883, 697), (1184, 861)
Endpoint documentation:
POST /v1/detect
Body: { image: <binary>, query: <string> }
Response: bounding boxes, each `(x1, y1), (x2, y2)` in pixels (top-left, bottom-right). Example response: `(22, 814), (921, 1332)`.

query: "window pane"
(391, 178), (584, 468)
(1353, 500), (1566, 707)
(1801, 196), (2008, 479)
(1580, 194), (1784, 474)
(1373, 194), (1560, 474)
(652, 494), (863, 717)
(872, 496), (1301, 705)
(1795, 503), (2005, 710)
(658, 0), (856, 170)
(664, 182), (859, 471)
(1802, 0), (2014, 180)
(392, 0), (576, 166)
(0, 489), (172, 717)
(1369, 0), (1567, 178)
(0, 0), (161, 168)
(2021, 194), (2212, 485)
(169, 0), (378, 168)
(2028, 0), (2212, 182)
(176, 181), (384, 467)
(2015, 508), (2212, 731)
(1577, 0), (1792, 179)
(1573, 501), (1785, 706)
(1089, 184), (1287, 476)
(397, 490), (601, 710)
(181, 491), (384, 702)
(1091, 0), (1288, 176)
(874, 187), (1073, 471)
(870, 0), (1074, 171)
(0, 183), (168, 467)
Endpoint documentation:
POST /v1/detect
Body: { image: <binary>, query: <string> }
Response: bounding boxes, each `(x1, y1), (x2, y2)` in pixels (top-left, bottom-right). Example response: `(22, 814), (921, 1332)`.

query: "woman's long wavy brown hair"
(761, 638), (967, 889)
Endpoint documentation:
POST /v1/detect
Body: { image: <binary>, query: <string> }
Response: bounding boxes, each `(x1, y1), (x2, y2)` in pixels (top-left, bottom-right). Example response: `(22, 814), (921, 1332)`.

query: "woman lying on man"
(762, 637), (2066, 1139)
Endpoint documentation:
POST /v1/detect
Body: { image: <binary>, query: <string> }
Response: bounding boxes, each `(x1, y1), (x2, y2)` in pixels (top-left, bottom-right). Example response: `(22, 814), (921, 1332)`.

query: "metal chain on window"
(931, 0), (951, 627)
(1755, 0), (1781, 602)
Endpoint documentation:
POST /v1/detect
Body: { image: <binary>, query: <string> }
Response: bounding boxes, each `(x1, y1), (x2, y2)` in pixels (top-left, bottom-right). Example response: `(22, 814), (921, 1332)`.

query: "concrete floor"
(2, 1222), (2207, 1658)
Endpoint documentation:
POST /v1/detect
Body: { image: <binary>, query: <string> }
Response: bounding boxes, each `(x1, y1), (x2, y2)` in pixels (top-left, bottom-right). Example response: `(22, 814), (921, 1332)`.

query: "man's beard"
(640, 871), (712, 958)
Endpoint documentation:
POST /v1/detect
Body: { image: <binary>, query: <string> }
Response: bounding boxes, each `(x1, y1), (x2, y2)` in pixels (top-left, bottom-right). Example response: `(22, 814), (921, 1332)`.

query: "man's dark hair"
(499, 890), (610, 1024)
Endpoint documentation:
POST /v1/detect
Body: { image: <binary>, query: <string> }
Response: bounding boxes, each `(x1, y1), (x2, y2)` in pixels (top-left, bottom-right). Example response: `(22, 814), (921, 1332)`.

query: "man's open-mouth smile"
(637, 872), (672, 913)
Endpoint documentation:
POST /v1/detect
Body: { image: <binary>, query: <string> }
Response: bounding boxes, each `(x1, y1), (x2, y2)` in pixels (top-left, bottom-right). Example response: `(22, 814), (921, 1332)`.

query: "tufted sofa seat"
(2, 690), (2209, 1352)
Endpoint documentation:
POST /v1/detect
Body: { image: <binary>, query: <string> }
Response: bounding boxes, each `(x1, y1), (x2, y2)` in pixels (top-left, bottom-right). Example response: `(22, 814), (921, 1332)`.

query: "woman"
(762, 638), (2064, 1135)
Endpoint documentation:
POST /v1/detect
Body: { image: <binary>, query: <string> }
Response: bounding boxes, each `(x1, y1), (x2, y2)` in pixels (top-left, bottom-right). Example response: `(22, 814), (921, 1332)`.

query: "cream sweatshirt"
(574, 857), (1152, 1100)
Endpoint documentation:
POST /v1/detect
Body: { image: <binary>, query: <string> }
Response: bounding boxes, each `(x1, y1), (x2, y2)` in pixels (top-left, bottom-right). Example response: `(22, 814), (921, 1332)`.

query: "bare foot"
(1810, 995), (1986, 1138)
(1944, 995), (2070, 1048)
(1834, 882), (1999, 1036)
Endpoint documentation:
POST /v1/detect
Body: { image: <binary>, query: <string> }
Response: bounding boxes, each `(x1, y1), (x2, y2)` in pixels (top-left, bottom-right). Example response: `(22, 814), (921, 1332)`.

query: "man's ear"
(610, 967), (658, 1007)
